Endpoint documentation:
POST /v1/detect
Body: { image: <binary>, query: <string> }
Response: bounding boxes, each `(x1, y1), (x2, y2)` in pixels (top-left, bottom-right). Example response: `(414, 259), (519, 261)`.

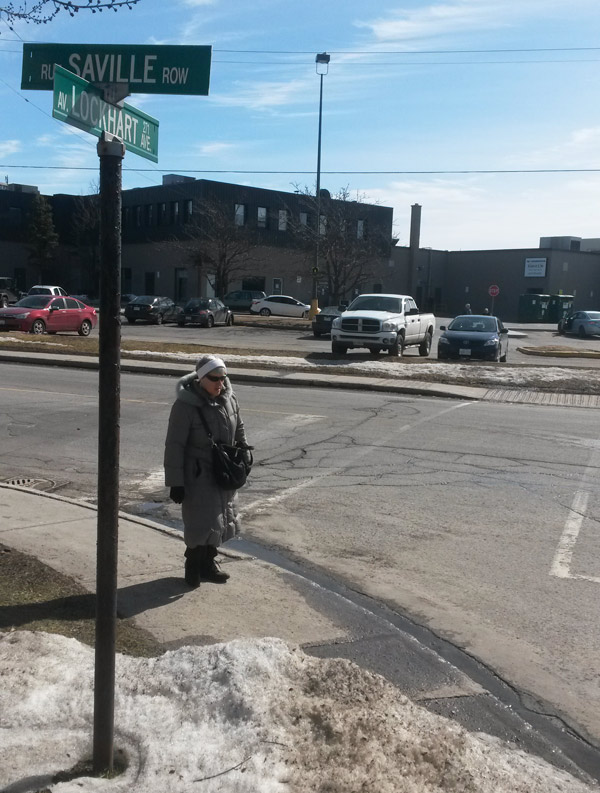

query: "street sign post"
(488, 284), (500, 314)
(23, 43), (211, 95)
(52, 65), (159, 162)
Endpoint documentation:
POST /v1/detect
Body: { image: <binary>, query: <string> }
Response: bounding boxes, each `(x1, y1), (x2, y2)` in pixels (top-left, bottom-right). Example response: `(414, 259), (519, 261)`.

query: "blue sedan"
(438, 314), (509, 362)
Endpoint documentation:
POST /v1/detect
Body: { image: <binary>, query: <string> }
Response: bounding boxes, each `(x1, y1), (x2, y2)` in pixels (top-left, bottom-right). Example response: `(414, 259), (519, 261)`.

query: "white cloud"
(0, 140), (21, 158)
(193, 141), (237, 156)
(211, 78), (310, 112)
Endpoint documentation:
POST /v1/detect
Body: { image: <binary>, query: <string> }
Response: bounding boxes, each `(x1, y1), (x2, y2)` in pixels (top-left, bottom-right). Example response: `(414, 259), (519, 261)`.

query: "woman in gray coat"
(164, 354), (249, 586)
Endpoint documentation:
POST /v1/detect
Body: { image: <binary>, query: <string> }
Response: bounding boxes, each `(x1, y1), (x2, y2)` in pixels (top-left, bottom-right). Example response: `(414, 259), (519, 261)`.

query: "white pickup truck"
(330, 293), (436, 357)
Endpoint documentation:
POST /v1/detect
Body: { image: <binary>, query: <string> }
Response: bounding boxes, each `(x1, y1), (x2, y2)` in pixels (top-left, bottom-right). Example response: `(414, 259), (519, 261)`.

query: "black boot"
(199, 545), (230, 583)
(184, 546), (202, 588)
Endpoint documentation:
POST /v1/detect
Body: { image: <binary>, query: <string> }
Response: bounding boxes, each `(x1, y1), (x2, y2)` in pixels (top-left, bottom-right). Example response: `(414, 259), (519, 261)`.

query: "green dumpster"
(518, 294), (551, 322)
(547, 294), (574, 323)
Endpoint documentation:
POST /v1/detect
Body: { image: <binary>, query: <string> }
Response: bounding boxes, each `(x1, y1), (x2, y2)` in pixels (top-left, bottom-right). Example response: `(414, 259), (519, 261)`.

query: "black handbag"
(197, 407), (253, 490)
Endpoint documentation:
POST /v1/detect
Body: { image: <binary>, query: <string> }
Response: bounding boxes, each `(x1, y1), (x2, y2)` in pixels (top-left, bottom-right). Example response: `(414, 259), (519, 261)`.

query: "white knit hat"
(195, 355), (226, 380)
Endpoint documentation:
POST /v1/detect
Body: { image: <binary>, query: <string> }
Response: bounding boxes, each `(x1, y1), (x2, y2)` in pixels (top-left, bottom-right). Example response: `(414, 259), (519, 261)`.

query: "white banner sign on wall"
(524, 257), (547, 277)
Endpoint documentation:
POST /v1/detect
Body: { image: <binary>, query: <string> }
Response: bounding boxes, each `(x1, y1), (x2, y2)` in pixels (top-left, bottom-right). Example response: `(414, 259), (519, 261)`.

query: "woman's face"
(200, 367), (227, 398)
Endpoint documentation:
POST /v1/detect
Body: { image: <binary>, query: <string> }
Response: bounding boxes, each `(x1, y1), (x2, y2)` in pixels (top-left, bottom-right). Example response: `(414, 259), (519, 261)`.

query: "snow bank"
(1, 632), (597, 793)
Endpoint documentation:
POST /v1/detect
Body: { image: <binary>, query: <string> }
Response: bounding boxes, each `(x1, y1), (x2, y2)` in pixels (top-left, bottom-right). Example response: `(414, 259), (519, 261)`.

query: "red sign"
(488, 284), (500, 297)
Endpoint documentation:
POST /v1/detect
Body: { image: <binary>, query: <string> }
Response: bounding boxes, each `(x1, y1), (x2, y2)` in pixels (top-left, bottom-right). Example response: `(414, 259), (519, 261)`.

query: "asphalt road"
(1, 363), (599, 749)
(119, 319), (600, 368)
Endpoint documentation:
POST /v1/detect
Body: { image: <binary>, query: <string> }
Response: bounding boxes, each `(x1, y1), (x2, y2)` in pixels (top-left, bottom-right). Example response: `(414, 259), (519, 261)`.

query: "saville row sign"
(22, 43), (211, 95)
(52, 65), (159, 162)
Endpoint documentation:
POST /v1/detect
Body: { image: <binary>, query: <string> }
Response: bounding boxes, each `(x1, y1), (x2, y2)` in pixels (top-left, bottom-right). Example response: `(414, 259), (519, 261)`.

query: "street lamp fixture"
(311, 52), (330, 320)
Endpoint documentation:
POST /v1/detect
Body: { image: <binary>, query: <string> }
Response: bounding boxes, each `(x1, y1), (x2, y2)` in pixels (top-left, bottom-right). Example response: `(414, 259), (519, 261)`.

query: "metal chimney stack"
(409, 203), (421, 250)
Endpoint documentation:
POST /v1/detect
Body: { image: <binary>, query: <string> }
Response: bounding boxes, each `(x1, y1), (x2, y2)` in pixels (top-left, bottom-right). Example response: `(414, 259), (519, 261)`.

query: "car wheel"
(557, 323), (565, 335)
(578, 324), (586, 338)
(259, 308), (271, 316)
(30, 319), (46, 335)
(127, 318), (136, 324)
(313, 330), (322, 338)
(226, 314), (234, 326)
(155, 313), (163, 325)
(301, 311), (308, 319)
(419, 331), (432, 357)
(78, 319), (92, 337)
(331, 342), (348, 356)
(206, 315), (214, 328)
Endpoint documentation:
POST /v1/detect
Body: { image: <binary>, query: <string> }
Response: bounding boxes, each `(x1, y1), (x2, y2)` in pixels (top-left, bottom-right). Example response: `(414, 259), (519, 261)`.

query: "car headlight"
(438, 336), (449, 344)
(484, 338), (499, 346)
(332, 318), (342, 329)
(11, 312), (30, 319)
(381, 320), (397, 331)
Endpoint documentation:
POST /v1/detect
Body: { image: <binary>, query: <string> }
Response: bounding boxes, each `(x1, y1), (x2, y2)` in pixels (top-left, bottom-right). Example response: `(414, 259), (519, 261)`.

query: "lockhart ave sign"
(22, 43), (211, 95)
(52, 66), (159, 162)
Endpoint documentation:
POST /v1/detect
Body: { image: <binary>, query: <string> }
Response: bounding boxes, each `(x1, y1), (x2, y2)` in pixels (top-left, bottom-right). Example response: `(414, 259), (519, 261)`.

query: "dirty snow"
(1, 632), (597, 793)
(125, 349), (600, 389)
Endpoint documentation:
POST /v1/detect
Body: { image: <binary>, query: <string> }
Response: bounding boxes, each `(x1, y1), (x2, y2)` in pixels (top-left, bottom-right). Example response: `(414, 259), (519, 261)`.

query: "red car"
(0, 295), (97, 336)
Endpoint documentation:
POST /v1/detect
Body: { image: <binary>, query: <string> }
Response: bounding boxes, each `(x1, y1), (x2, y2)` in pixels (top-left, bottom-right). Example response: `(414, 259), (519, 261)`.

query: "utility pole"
(93, 132), (125, 774)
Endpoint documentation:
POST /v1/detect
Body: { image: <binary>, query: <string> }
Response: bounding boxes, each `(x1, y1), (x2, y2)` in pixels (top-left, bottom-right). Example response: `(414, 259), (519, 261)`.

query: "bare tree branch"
(0, 0), (140, 27)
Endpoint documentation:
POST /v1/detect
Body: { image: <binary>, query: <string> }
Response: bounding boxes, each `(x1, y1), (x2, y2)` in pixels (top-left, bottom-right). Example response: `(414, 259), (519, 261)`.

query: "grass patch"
(0, 544), (163, 657)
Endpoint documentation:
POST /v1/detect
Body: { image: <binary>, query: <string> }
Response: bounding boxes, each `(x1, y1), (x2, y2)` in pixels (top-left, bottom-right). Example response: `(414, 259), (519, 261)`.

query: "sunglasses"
(206, 374), (226, 382)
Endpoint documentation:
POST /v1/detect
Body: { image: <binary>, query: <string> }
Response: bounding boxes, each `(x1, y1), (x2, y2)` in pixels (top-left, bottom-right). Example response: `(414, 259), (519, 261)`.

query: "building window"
(235, 203), (246, 226)
(257, 206), (267, 228)
(171, 201), (179, 224)
(273, 277), (282, 294)
(278, 209), (288, 231)
(158, 203), (167, 225)
(357, 219), (365, 239)
(300, 212), (308, 226)
(145, 204), (153, 226)
(122, 206), (130, 226)
(134, 206), (141, 227)
(184, 199), (193, 223)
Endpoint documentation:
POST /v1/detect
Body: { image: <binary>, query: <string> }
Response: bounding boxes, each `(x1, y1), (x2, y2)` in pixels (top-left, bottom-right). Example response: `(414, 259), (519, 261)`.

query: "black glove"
(170, 486), (185, 504)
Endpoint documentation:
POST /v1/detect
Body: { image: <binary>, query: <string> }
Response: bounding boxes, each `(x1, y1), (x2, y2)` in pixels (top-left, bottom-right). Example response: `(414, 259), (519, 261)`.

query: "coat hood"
(174, 371), (232, 407)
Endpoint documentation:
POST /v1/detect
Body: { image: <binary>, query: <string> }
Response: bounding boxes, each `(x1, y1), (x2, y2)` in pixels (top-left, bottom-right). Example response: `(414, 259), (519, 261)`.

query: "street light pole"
(311, 52), (330, 320)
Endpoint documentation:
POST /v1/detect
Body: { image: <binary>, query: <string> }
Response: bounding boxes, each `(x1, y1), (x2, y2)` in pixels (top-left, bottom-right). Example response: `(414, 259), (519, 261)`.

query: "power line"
(2, 165), (600, 175)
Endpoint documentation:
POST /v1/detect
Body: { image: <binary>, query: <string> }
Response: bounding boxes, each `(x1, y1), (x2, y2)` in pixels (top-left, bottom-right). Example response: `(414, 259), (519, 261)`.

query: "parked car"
(0, 295), (97, 335)
(557, 310), (600, 338)
(124, 296), (182, 324)
(27, 285), (68, 297)
(223, 290), (266, 312)
(250, 294), (311, 318)
(0, 276), (23, 307)
(437, 314), (508, 361)
(178, 297), (234, 328)
(312, 305), (341, 337)
(121, 293), (137, 306)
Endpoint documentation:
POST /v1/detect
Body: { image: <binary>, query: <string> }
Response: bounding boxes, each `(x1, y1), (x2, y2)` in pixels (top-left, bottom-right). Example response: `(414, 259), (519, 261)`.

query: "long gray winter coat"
(164, 372), (248, 548)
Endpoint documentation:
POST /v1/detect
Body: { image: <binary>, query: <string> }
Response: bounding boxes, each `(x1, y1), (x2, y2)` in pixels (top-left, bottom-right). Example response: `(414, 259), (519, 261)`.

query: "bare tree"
(180, 197), (256, 298)
(289, 186), (392, 305)
(0, 0), (139, 27)
(27, 193), (58, 278)
(71, 189), (100, 297)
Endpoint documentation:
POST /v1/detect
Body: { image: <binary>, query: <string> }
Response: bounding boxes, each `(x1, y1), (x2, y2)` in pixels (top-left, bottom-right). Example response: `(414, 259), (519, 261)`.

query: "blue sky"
(2, 0), (600, 250)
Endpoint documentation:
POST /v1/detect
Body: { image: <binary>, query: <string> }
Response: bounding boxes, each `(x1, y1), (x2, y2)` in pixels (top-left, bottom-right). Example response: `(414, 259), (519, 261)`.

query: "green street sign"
(52, 66), (159, 162)
(23, 43), (211, 95)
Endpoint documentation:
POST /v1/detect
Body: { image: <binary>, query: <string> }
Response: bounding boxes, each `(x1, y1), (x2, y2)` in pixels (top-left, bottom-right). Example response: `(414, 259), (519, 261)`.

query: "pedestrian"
(482, 307), (490, 315)
(464, 303), (472, 314)
(164, 354), (251, 587)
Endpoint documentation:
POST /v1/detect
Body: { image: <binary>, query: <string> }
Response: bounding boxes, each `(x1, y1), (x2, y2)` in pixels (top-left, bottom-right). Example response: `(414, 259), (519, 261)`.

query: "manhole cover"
(2, 476), (62, 492)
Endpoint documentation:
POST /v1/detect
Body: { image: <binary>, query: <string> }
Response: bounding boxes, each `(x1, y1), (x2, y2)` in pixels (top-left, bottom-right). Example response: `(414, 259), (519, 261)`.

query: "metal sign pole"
(93, 132), (125, 774)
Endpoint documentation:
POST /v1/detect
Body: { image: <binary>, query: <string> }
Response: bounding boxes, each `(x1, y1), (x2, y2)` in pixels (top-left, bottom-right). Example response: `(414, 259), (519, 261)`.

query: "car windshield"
(131, 296), (156, 304)
(319, 307), (340, 316)
(15, 296), (52, 308)
(448, 316), (497, 332)
(347, 296), (402, 313)
(185, 300), (210, 310)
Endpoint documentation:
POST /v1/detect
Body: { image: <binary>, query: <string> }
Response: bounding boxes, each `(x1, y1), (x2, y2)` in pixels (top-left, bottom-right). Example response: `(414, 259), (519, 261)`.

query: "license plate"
(134, 306), (140, 311)
(459, 348), (471, 356)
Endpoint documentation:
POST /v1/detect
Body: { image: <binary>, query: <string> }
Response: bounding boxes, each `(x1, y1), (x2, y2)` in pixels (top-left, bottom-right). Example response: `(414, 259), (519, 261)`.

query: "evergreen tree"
(27, 194), (59, 277)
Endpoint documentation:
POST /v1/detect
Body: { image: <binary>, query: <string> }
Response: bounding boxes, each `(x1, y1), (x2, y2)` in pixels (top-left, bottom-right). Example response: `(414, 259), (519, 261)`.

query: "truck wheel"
(332, 342), (348, 356)
(419, 331), (432, 357)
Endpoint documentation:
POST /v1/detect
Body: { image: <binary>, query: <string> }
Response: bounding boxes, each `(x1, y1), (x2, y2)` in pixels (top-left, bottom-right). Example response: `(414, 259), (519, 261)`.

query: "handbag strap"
(196, 406), (215, 441)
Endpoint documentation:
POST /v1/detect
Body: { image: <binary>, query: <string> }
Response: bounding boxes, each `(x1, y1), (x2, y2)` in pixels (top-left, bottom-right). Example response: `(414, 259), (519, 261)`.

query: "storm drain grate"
(2, 476), (63, 492)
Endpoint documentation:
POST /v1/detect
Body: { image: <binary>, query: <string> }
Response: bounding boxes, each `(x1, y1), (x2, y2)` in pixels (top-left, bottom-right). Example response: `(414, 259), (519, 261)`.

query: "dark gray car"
(223, 290), (266, 312)
(437, 314), (509, 362)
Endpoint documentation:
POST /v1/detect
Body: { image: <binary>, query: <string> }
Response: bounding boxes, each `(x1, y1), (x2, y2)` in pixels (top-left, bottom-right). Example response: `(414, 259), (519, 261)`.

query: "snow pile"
(1, 631), (597, 793)
(125, 348), (600, 389)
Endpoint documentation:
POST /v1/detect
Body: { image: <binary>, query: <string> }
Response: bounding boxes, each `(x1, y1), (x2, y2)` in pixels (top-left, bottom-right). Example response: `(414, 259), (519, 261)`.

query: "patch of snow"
(1, 632), (598, 793)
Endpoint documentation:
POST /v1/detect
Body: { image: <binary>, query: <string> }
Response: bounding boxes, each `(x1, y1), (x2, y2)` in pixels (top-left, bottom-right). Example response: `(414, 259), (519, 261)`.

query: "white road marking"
(242, 401), (474, 515)
(550, 444), (600, 584)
